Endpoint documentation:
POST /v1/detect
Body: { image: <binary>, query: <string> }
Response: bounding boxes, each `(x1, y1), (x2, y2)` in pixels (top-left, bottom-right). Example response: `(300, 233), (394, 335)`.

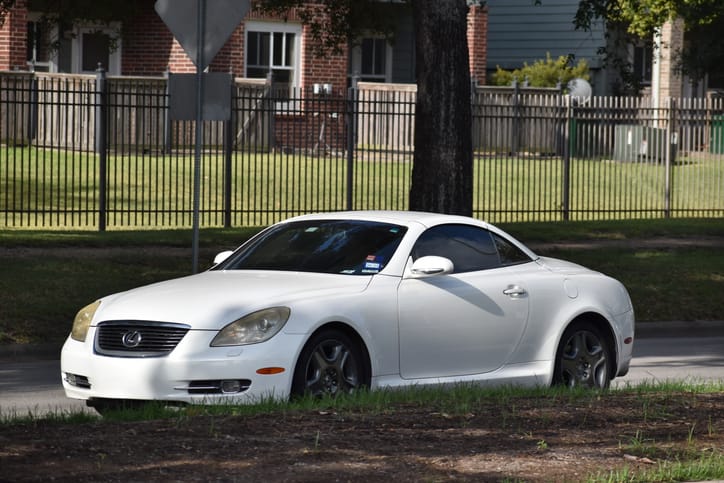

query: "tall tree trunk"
(409, 0), (473, 216)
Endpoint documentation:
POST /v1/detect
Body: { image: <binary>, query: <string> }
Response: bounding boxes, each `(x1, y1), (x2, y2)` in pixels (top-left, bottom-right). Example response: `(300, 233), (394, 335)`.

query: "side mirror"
(213, 250), (234, 266)
(409, 256), (454, 278)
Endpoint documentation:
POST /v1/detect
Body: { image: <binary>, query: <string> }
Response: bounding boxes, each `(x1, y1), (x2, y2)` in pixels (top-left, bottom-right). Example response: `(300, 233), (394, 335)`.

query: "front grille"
(95, 320), (190, 358)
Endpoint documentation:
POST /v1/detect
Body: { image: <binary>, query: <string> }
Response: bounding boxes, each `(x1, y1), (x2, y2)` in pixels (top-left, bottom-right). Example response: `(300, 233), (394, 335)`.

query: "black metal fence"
(1, 71), (723, 229)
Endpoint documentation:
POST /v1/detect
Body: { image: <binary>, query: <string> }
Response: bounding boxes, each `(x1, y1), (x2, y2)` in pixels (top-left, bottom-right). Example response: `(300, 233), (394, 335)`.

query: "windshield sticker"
(364, 261), (381, 270)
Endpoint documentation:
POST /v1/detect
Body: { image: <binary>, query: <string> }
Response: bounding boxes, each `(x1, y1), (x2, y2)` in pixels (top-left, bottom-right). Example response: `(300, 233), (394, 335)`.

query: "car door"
(397, 224), (531, 379)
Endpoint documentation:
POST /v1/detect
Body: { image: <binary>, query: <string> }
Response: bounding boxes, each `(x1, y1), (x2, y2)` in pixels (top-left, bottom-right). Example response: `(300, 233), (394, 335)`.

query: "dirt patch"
(1, 392), (722, 482)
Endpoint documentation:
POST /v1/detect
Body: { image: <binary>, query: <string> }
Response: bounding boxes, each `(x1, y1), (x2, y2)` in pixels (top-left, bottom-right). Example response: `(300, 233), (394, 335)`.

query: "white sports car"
(61, 211), (634, 414)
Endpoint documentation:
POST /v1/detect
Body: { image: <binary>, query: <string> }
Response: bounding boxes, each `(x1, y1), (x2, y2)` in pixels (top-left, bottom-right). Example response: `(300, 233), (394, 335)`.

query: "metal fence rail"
(1, 71), (723, 229)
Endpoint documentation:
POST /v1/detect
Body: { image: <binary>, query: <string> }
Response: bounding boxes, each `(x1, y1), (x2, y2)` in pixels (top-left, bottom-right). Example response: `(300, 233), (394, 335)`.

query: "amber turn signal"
(256, 367), (285, 375)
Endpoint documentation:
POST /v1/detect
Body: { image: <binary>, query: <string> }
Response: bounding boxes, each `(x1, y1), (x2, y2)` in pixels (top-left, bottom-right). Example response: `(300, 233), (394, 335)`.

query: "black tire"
(291, 329), (369, 398)
(553, 321), (612, 389)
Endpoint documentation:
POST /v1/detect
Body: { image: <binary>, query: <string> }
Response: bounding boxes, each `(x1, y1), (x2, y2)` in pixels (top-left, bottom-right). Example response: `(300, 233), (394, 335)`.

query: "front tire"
(553, 321), (612, 389)
(291, 329), (369, 398)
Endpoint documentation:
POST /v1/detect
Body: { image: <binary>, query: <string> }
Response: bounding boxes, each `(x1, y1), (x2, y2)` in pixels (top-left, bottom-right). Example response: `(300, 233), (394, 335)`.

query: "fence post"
(346, 75), (359, 211)
(266, 71), (275, 151)
(223, 72), (234, 228)
(95, 65), (108, 232)
(561, 95), (572, 221)
(29, 69), (38, 143)
(664, 98), (677, 218)
(511, 78), (520, 155)
(163, 66), (172, 153)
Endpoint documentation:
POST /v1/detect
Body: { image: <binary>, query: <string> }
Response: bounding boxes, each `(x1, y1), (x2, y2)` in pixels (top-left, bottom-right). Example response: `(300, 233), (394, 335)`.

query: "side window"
(493, 233), (533, 266)
(412, 224), (500, 273)
(349, 36), (391, 82)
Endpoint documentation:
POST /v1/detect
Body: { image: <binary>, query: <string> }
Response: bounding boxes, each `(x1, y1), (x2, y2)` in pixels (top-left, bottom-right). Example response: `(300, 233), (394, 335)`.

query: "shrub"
(491, 53), (590, 88)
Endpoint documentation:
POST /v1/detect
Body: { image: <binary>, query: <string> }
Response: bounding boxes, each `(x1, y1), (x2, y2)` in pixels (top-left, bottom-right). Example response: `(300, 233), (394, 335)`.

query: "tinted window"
(216, 220), (406, 275)
(412, 224), (500, 273)
(493, 233), (532, 266)
(412, 225), (532, 273)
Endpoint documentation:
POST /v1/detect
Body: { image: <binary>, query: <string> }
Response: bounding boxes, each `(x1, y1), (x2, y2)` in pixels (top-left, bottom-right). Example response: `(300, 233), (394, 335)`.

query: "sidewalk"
(527, 235), (724, 252)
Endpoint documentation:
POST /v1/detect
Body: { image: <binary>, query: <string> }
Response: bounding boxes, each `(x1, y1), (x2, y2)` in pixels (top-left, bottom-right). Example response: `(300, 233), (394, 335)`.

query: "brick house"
(1, 0), (488, 92)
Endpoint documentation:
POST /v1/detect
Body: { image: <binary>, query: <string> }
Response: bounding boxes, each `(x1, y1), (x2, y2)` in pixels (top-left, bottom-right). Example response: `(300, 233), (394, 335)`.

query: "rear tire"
(291, 329), (369, 398)
(553, 321), (612, 389)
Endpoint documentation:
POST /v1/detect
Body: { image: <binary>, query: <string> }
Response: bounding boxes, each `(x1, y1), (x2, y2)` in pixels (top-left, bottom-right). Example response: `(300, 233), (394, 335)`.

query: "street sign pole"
(154, 0), (250, 273)
(191, 0), (206, 274)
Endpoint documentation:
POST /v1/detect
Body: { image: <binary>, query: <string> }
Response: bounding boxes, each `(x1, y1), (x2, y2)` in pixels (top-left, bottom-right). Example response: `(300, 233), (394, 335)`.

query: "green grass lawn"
(2, 147), (722, 228)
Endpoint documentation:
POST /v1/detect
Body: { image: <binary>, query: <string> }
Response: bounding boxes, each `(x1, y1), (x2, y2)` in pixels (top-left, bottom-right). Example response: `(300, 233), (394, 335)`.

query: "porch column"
(652, 17), (685, 105)
(466, 3), (488, 85)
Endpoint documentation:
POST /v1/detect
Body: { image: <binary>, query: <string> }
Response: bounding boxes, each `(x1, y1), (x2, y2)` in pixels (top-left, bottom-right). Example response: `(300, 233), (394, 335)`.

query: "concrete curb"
(634, 320), (724, 339)
(1, 321), (723, 362)
(0, 342), (62, 362)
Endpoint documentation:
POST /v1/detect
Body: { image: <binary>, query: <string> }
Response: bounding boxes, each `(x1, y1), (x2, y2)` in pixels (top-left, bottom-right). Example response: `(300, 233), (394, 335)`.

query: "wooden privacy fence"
(1, 70), (723, 228)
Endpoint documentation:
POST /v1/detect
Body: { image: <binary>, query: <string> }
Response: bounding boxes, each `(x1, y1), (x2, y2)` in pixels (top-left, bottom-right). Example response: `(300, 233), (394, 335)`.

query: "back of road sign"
(154, 0), (251, 71)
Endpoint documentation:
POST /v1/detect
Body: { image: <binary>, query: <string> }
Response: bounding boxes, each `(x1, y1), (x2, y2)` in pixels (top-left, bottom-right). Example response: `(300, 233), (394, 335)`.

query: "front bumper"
(60, 327), (304, 405)
(615, 309), (635, 377)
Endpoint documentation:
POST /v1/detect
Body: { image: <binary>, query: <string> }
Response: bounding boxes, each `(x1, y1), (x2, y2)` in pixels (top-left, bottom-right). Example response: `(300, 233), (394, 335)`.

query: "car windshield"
(215, 220), (407, 275)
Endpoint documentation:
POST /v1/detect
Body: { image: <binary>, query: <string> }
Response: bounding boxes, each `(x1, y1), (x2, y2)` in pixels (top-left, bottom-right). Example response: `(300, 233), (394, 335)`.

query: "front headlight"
(71, 300), (101, 342)
(210, 307), (290, 347)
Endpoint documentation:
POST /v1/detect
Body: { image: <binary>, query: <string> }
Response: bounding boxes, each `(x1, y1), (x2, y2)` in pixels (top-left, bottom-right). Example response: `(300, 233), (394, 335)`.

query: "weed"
(687, 423), (696, 448)
(589, 452), (724, 482)
(623, 430), (658, 459)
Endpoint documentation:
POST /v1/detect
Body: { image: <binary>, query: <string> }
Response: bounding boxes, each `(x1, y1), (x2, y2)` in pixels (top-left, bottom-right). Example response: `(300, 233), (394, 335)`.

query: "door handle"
(503, 285), (527, 298)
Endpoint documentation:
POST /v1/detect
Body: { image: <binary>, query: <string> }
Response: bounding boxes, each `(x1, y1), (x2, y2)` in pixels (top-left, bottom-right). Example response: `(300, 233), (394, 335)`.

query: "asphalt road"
(612, 335), (724, 388)
(1, 335), (723, 417)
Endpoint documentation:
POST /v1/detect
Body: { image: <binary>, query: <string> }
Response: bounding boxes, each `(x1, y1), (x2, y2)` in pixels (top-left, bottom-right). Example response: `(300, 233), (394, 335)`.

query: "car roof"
(284, 210), (491, 229)
(282, 211), (538, 261)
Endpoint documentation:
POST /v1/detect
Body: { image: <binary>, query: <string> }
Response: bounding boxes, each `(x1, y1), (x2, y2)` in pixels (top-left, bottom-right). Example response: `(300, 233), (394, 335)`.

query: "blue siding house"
(485, 0), (610, 94)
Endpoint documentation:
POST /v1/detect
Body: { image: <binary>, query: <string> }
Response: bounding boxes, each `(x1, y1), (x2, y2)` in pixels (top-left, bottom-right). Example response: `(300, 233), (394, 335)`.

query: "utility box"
(711, 115), (724, 154)
(613, 125), (668, 163)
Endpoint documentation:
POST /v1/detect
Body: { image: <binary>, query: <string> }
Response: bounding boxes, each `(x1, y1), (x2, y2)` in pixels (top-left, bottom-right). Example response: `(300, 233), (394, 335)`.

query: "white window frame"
(244, 21), (302, 92)
(71, 22), (122, 75)
(350, 35), (393, 83)
(26, 12), (56, 72)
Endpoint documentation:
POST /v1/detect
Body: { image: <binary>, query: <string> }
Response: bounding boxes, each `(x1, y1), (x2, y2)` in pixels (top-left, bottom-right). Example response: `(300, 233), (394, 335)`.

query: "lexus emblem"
(122, 330), (143, 348)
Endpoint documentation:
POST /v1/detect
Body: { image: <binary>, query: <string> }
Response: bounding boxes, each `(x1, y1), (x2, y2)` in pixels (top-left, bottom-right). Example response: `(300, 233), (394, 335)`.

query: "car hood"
(93, 271), (372, 330)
